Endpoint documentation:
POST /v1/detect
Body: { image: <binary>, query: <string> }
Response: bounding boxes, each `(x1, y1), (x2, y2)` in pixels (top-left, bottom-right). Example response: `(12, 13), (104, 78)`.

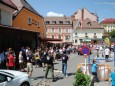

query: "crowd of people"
(0, 43), (77, 81)
(0, 42), (115, 83)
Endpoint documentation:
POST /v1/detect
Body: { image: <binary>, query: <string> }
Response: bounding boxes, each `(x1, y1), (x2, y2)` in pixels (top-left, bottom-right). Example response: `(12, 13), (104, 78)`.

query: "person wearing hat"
(91, 60), (99, 82)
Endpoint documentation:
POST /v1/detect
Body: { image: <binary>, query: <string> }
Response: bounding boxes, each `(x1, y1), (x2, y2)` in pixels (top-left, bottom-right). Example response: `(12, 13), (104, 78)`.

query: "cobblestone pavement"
(30, 50), (113, 86)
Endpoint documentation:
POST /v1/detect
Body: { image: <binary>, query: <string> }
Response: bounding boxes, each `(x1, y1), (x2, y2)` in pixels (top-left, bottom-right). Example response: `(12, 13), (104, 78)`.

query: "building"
(44, 16), (73, 43)
(11, 0), (47, 49)
(71, 8), (98, 22)
(71, 8), (103, 45)
(72, 18), (103, 45)
(0, 0), (17, 26)
(0, 0), (19, 51)
(100, 18), (115, 32)
(11, 0), (46, 38)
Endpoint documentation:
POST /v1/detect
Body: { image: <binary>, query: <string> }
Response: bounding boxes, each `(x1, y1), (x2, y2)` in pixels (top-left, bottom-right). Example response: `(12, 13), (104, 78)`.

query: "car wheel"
(20, 82), (30, 86)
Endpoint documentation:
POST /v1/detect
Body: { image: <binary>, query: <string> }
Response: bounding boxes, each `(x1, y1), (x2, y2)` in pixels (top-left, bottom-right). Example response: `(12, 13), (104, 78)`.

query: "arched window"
(78, 22), (81, 26)
(87, 22), (91, 26)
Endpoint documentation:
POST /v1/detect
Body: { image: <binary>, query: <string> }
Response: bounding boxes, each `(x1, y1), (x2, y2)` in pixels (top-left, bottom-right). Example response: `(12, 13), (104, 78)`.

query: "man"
(104, 47), (110, 61)
(45, 52), (55, 82)
(61, 51), (69, 78)
(26, 51), (33, 78)
(91, 60), (99, 82)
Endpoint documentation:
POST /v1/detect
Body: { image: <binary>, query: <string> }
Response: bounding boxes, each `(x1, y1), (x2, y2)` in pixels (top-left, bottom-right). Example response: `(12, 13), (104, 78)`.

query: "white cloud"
(47, 11), (64, 17)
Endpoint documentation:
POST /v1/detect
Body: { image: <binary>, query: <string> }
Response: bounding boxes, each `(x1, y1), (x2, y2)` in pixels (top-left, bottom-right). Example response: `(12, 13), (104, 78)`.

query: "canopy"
(82, 38), (91, 42)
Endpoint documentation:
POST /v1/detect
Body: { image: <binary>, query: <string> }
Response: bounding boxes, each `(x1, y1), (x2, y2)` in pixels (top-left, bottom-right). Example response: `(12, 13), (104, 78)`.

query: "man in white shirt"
(104, 47), (110, 61)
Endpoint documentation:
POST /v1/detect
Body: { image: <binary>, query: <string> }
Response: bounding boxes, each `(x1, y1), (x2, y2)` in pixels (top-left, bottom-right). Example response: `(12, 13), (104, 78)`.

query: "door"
(0, 73), (13, 86)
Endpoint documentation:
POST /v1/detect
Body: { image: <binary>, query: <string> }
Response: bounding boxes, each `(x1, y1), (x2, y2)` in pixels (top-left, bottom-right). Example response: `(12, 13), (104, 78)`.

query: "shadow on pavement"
(33, 76), (44, 80)
(68, 72), (75, 76)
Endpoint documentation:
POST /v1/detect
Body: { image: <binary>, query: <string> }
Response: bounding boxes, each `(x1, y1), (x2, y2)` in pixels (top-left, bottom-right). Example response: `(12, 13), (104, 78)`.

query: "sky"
(27, 0), (115, 22)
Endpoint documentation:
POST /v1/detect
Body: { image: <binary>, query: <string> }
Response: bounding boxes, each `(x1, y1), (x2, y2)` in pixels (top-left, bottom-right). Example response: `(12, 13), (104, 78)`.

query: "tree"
(109, 30), (115, 38)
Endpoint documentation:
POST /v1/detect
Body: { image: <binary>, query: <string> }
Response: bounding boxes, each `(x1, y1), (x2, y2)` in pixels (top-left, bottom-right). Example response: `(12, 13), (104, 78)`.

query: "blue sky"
(27, 0), (115, 22)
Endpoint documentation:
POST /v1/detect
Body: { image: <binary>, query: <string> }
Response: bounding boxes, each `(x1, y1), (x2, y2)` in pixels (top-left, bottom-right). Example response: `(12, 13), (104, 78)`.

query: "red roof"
(101, 18), (115, 24)
(1, 0), (17, 9)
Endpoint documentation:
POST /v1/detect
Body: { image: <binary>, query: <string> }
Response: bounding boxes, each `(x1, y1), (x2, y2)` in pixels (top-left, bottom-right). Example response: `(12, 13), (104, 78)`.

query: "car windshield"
(0, 71), (14, 76)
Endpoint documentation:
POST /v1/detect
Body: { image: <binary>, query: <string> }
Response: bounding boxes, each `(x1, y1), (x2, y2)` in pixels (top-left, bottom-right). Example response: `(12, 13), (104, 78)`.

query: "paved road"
(31, 50), (113, 86)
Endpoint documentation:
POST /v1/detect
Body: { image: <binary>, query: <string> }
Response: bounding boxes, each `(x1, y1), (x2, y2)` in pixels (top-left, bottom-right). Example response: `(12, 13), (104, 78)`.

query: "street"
(30, 50), (113, 86)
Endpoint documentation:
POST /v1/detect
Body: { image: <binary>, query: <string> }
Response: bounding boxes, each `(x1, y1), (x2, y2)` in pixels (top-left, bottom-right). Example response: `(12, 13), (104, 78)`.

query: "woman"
(19, 51), (25, 71)
(8, 52), (15, 70)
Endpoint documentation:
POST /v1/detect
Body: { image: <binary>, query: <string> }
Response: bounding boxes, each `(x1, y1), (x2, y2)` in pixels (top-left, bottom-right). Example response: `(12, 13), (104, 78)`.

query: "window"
(28, 17), (32, 25)
(65, 36), (69, 40)
(65, 29), (68, 32)
(65, 21), (70, 24)
(59, 21), (63, 24)
(0, 74), (7, 83)
(52, 21), (56, 24)
(59, 28), (61, 32)
(52, 36), (54, 39)
(0, 9), (1, 24)
(37, 22), (40, 27)
(59, 36), (61, 39)
(78, 22), (81, 26)
(87, 22), (91, 26)
(75, 33), (77, 35)
(85, 33), (87, 36)
(75, 40), (77, 43)
(52, 28), (54, 32)
(45, 21), (50, 24)
(46, 28), (47, 32)
(94, 33), (96, 36)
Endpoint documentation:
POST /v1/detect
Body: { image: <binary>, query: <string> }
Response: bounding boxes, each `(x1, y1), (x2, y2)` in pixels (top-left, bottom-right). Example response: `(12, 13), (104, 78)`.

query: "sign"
(81, 46), (90, 55)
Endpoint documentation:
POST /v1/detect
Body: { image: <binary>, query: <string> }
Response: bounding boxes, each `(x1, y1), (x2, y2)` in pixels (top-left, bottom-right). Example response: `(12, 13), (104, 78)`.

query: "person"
(61, 51), (69, 78)
(34, 50), (40, 68)
(26, 51), (33, 78)
(104, 47), (110, 61)
(8, 51), (15, 70)
(45, 52), (55, 82)
(18, 51), (25, 71)
(110, 69), (115, 86)
(91, 60), (99, 82)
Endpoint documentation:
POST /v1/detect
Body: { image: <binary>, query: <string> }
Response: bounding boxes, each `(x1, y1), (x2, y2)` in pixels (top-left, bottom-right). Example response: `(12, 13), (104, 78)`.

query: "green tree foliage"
(109, 30), (115, 38)
(73, 69), (90, 86)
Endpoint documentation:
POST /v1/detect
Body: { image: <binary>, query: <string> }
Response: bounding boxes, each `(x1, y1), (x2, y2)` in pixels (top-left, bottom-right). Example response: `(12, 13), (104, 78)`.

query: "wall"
(0, 3), (14, 26)
(13, 8), (46, 38)
(74, 9), (98, 22)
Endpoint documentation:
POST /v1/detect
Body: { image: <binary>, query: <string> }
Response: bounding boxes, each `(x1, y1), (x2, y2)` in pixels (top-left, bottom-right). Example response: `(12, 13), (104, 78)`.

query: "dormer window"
(94, 33), (96, 36)
(85, 33), (87, 36)
(52, 21), (56, 24)
(45, 21), (50, 24)
(87, 22), (91, 26)
(59, 21), (63, 24)
(78, 22), (81, 26)
(28, 17), (32, 25)
(65, 21), (70, 24)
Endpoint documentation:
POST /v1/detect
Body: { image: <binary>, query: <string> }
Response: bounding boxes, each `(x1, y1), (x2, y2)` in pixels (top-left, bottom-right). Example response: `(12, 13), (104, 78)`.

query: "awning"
(48, 41), (63, 44)
(82, 38), (91, 42)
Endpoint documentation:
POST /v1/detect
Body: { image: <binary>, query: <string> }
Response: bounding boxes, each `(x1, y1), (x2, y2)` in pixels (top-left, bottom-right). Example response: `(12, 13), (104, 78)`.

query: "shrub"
(73, 69), (90, 86)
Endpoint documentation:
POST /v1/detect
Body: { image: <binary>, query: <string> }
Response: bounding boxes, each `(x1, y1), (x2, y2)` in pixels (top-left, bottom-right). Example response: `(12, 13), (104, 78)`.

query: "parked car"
(0, 70), (31, 86)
